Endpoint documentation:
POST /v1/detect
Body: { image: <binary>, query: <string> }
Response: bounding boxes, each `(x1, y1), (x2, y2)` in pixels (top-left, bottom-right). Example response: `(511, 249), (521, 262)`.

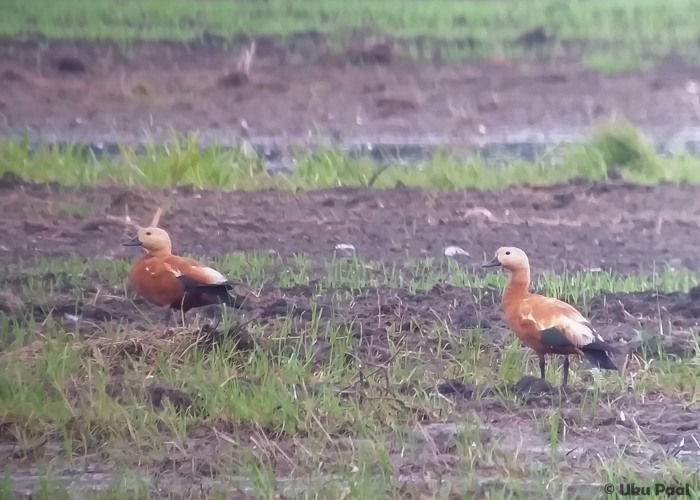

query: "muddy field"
(4, 173), (700, 271)
(3, 174), (700, 497)
(5, 172), (700, 344)
(2, 36), (700, 143)
(3, 33), (700, 498)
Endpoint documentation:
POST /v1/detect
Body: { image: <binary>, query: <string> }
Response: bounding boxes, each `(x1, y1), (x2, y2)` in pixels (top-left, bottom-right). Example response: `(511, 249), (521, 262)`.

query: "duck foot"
(561, 356), (569, 387)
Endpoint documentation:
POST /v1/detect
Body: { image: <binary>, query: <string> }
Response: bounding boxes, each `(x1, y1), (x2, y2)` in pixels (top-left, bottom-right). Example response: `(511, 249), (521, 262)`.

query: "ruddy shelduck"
(118, 209), (245, 327)
(482, 246), (618, 386)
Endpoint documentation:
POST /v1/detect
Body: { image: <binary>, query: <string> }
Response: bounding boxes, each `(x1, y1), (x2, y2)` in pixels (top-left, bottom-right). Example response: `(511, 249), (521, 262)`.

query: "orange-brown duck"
(121, 209), (244, 326)
(483, 246), (618, 386)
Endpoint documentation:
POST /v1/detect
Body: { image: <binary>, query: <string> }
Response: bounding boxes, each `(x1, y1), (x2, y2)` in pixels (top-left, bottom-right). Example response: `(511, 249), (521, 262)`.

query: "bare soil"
(1, 36), (700, 142)
(4, 173), (700, 272)
(3, 175), (700, 497)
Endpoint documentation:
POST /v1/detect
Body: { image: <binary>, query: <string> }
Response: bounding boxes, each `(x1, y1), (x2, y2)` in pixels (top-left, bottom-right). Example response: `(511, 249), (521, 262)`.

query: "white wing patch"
(559, 318), (597, 347)
(200, 266), (227, 284)
(522, 297), (598, 348)
(542, 296), (587, 322)
(524, 312), (546, 331)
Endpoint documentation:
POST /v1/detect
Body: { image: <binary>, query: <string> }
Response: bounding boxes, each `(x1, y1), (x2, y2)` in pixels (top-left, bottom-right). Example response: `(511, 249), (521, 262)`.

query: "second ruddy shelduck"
(120, 209), (245, 327)
(482, 246), (618, 386)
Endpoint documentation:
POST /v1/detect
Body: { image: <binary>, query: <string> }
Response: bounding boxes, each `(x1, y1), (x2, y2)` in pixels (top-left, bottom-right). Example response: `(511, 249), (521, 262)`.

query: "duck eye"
(505, 251), (511, 255)
(146, 232), (152, 236)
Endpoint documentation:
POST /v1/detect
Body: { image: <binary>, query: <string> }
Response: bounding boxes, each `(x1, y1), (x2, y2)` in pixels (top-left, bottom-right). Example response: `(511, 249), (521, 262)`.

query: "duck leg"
(163, 308), (173, 329)
(538, 354), (546, 379)
(562, 356), (570, 387)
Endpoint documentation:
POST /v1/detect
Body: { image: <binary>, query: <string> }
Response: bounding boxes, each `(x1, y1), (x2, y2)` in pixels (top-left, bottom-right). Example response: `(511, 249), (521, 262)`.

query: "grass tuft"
(590, 120), (662, 177)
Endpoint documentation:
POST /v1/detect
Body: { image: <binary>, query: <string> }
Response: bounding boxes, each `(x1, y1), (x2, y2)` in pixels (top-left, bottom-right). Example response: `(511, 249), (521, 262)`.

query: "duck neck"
(148, 247), (172, 257)
(503, 266), (530, 303)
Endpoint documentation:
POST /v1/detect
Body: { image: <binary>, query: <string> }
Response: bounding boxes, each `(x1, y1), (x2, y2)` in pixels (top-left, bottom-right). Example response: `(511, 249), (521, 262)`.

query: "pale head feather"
(493, 246), (529, 271)
(110, 207), (171, 253)
(135, 226), (172, 253)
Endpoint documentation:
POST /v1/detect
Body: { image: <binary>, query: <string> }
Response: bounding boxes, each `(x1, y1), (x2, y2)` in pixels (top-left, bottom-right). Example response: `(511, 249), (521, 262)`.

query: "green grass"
(5, 0), (697, 42)
(5, 0), (700, 67)
(6, 252), (700, 308)
(1, 123), (699, 191)
(2, 250), (700, 498)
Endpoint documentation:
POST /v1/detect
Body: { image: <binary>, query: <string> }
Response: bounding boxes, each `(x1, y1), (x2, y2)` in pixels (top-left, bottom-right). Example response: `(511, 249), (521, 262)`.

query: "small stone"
(444, 246), (469, 257)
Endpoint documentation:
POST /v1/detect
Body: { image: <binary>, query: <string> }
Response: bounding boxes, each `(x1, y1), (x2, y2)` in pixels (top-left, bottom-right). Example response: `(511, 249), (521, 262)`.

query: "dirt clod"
(0, 171), (22, 189)
(513, 375), (553, 395)
(629, 331), (698, 360)
(515, 27), (552, 48)
(346, 37), (394, 65)
(217, 71), (249, 88)
(55, 56), (86, 73)
(0, 292), (23, 315)
(436, 379), (477, 399)
(375, 94), (418, 116)
(23, 220), (50, 235)
(148, 383), (194, 412)
(0, 67), (27, 83)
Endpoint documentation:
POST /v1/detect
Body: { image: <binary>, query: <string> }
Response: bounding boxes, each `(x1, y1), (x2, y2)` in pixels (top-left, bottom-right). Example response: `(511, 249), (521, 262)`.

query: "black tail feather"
(175, 275), (248, 310)
(581, 346), (618, 370)
(189, 283), (248, 310)
(580, 338), (619, 353)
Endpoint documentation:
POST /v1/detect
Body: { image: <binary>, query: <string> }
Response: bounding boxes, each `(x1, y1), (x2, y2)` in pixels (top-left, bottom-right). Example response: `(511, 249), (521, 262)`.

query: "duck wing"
(520, 295), (618, 369)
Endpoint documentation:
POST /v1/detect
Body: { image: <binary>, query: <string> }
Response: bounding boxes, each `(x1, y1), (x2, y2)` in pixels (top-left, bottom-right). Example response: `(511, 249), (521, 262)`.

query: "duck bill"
(481, 256), (501, 268)
(122, 235), (143, 247)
